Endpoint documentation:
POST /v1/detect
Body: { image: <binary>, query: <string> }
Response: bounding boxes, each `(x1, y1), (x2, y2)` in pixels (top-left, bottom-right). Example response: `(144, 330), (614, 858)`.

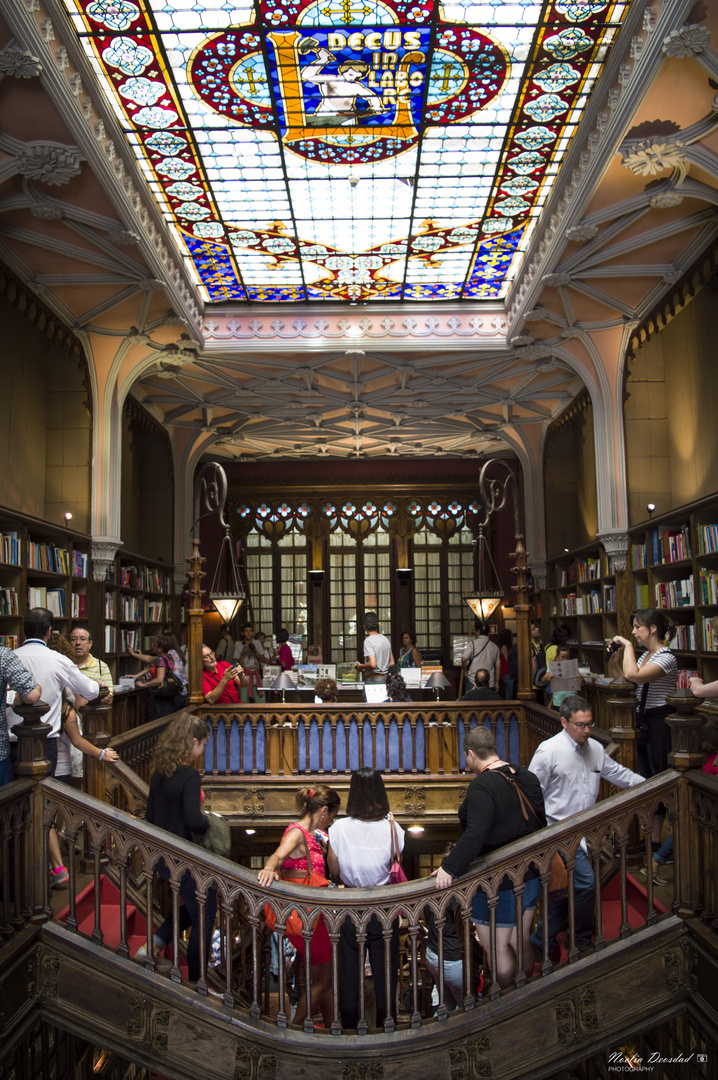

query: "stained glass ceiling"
(63, 0), (627, 304)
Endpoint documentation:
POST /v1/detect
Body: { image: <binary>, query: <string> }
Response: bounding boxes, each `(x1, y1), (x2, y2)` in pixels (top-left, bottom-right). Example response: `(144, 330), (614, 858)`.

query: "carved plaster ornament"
(138, 278), (165, 292)
(662, 24), (711, 58)
(598, 532), (629, 572)
(565, 224), (598, 242)
(15, 144), (83, 186)
(108, 227), (139, 245)
(29, 203), (64, 220)
(0, 48), (42, 78)
(662, 270), (682, 285)
(515, 343), (554, 361)
(621, 140), (687, 176)
(524, 306), (551, 323)
(509, 333), (534, 346)
(649, 190), (684, 208)
(542, 272), (572, 287)
(91, 540), (122, 583)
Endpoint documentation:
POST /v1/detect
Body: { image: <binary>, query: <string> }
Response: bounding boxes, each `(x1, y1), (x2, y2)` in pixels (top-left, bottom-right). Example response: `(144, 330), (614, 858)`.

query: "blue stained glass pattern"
(65, 0), (629, 302)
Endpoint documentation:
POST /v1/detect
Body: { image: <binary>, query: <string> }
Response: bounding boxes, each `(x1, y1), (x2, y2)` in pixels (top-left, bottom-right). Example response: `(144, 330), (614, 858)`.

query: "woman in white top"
(609, 607), (677, 843)
(327, 767), (404, 1031)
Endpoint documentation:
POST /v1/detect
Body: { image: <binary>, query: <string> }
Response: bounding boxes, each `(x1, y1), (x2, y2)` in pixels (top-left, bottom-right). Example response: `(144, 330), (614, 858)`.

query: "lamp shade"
(424, 671), (450, 689)
(463, 591), (504, 622)
(210, 594), (243, 624)
(270, 671), (297, 691)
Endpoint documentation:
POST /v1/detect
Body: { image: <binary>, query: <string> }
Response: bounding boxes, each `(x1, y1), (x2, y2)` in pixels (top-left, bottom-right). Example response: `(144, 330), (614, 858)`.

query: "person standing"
(356, 612), (394, 685)
(0, 647), (41, 787)
(434, 726), (545, 989)
(234, 623), (265, 702)
(528, 695), (644, 959)
(327, 767), (404, 1030)
(68, 623), (113, 698)
(398, 630), (422, 670)
(462, 620), (500, 691)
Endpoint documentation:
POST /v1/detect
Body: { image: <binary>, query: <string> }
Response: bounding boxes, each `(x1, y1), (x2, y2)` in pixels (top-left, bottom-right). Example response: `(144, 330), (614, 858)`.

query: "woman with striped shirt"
(608, 608), (677, 844)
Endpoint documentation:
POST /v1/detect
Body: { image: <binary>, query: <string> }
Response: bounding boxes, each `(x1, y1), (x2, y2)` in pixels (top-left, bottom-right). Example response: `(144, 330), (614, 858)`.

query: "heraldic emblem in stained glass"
(65, 0), (628, 303)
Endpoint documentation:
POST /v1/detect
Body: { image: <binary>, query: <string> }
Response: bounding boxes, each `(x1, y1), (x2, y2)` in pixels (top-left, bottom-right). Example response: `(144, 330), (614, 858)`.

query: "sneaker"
(50, 866), (69, 888)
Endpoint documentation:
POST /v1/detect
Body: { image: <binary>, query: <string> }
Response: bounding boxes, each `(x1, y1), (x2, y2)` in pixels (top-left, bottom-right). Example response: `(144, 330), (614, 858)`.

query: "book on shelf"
(631, 541), (647, 570)
(560, 565), (576, 587)
(145, 600), (165, 622)
(602, 552), (615, 577)
(0, 635), (18, 648)
(70, 593), (86, 618)
(577, 557), (600, 583)
(561, 594), (578, 615)
(27, 541), (70, 574)
(104, 592), (116, 620)
(119, 629), (141, 652)
(0, 531), (20, 566)
(72, 550), (88, 577)
(696, 522), (718, 556)
(671, 624), (696, 650)
(603, 585), (616, 612)
(104, 625), (117, 653)
(144, 567), (167, 593)
(699, 568), (718, 605)
(120, 596), (144, 622)
(120, 565), (142, 589)
(0, 587), (19, 616)
(635, 583), (650, 607)
(648, 525), (692, 565)
(27, 585), (66, 616)
(702, 615), (718, 652)
(655, 577), (694, 608)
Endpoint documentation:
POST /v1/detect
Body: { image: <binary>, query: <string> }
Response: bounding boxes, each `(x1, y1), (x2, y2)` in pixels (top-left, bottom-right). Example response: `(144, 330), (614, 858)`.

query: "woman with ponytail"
(258, 784), (340, 1027)
(608, 607), (677, 844)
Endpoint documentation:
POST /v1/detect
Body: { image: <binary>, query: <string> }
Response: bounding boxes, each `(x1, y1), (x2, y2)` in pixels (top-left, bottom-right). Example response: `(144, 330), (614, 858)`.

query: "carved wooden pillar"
(77, 690), (113, 806)
(601, 679), (640, 775)
(187, 536), (206, 705)
(512, 532), (534, 702)
(665, 690), (709, 919)
(11, 698), (51, 923)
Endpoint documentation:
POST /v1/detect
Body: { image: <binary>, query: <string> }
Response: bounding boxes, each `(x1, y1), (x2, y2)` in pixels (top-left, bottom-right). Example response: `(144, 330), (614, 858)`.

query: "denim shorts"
(471, 876), (541, 928)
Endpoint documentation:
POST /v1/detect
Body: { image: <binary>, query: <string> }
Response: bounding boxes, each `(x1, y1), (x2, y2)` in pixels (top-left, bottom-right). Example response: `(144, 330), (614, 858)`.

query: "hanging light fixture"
(463, 519), (504, 624)
(193, 462), (245, 624)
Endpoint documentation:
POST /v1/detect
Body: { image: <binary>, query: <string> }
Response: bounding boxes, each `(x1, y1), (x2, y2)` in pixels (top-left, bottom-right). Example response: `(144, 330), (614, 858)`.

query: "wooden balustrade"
(1, 768), (713, 1037)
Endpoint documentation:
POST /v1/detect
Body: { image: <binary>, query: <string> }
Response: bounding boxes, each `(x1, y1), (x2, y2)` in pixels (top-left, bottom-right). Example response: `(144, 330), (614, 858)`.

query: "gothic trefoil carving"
(556, 988), (599, 1045)
(342, 1061), (384, 1080)
(449, 1034), (492, 1079)
(234, 1041), (277, 1080)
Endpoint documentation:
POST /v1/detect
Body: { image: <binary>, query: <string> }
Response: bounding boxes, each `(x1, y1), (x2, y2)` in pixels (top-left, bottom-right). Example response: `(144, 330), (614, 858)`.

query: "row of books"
(27, 586), (66, 616)
(71, 593), (86, 618)
(655, 578), (694, 609)
(697, 522), (718, 555)
(0, 531), (20, 566)
(648, 525), (692, 565)
(0, 634), (18, 648)
(673, 624), (697, 650)
(577, 557), (600, 582)
(699, 569), (718, 605)
(634, 583), (650, 607)
(559, 565), (576, 587)
(676, 668), (697, 688)
(702, 617), (718, 652)
(146, 601), (166, 622)
(0, 588), (18, 616)
(603, 585), (616, 613)
(144, 568), (169, 593)
(120, 565), (143, 589)
(104, 626), (147, 653)
(560, 595), (602, 615)
(120, 597), (144, 622)
(105, 593), (116, 620)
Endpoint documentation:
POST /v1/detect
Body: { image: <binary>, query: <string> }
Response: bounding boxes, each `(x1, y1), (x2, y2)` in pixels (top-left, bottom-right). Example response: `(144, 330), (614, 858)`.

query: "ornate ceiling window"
(64, 0), (628, 302)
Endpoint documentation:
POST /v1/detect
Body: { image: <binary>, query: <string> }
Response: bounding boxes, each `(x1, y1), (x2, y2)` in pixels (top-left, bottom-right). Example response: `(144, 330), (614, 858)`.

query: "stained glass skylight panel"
(64, 0), (628, 303)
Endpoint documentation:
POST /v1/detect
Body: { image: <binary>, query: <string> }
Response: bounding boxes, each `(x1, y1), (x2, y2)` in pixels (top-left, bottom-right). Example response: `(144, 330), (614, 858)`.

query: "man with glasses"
(528, 695), (644, 960)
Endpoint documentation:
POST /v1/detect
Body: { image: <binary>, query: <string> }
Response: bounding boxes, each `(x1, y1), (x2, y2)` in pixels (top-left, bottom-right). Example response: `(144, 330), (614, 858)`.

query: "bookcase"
(102, 551), (174, 678)
(545, 496), (718, 684)
(545, 542), (616, 671)
(0, 507), (90, 649)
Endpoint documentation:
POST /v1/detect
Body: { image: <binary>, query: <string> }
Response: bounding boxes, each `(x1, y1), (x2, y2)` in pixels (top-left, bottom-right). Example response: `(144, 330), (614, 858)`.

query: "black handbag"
(154, 659), (183, 699)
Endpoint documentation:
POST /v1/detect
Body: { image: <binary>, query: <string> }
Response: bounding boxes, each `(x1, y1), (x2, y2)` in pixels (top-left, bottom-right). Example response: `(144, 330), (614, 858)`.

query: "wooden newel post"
(11, 698), (51, 923)
(664, 690), (709, 920)
(77, 689), (113, 805)
(603, 679), (640, 775)
(511, 534), (534, 702)
(665, 691), (708, 772)
(187, 536), (206, 706)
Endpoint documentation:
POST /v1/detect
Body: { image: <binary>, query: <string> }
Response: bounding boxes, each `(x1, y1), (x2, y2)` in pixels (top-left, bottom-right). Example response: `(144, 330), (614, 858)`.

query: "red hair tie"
(309, 788), (314, 797)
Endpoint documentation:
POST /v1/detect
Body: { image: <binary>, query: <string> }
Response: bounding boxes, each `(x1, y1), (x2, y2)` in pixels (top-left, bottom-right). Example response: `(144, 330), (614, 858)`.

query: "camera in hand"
(605, 639), (622, 661)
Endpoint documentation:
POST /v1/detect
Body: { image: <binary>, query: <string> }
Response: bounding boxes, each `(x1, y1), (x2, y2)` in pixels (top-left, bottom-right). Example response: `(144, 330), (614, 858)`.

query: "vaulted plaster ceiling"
(0, 0), (717, 468)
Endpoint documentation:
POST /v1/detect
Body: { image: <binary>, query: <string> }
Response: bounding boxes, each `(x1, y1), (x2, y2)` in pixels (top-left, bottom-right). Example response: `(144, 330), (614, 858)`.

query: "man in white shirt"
(462, 620), (501, 690)
(528, 694), (644, 957)
(356, 611), (394, 684)
(8, 609), (107, 776)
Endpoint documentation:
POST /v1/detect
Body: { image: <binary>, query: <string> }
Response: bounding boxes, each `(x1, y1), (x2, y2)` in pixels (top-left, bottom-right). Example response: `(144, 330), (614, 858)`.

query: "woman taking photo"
(327, 768), (404, 1031)
(144, 714), (216, 986)
(258, 785), (341, 1027)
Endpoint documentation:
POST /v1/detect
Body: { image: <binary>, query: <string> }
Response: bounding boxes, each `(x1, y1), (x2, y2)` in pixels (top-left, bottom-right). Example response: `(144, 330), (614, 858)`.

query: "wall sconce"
(309, 569), (325, 584)
(396, 568), (412, 584)
(647, 502), (656, 518)
(64, 512), (73, 522)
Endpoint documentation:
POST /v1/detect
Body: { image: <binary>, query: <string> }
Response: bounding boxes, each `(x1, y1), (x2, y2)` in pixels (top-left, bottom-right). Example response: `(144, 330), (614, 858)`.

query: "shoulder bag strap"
(498, 769), (540, 824)
(388, 814), (401, 865)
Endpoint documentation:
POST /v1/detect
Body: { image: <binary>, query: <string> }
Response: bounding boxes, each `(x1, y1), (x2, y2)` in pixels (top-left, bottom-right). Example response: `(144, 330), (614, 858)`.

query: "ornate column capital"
(597, 531), (629, 571)
(91, 537), (123, 583)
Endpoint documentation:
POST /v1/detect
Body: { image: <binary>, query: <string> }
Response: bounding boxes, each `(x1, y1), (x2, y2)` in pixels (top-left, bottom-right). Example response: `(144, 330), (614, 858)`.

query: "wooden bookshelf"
(0, 506), (90, 649)
(103, 551), (174, 678)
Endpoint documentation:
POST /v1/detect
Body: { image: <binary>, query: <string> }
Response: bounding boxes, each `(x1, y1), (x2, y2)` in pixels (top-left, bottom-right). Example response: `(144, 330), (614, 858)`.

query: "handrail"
(19, 770), (711, 1036)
